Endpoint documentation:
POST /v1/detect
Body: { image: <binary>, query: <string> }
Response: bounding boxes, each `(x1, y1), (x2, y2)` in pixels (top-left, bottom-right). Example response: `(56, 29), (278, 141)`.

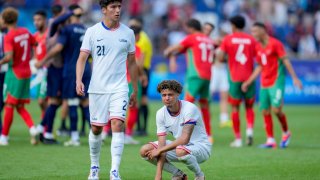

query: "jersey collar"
(101, 21), (120, 31)
(166, 100), (181, 117)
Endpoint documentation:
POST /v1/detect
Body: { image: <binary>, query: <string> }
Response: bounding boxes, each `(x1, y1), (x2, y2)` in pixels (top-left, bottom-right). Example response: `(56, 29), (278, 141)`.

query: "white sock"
(143, 157), (180, 175)
(246, 128), (253, 137)
(71, 131), (79, 141)
(89, 130), (102, 167)
(29, 126), (37, 136)
(178, 154), (203, 177)
(267, 138), (275, 144)
(0, 135), (8, 142)
(220, 113), (229, 122)
(111, 132), (124, 172)
(36, 124), (44, 134)
(44, 132), (54, 139)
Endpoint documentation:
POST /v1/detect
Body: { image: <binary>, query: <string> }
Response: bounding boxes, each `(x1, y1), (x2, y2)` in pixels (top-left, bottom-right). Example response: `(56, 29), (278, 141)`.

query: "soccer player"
(33, 10), (48, 118)
(216, 15), (256, 147)
(128, 17), (153, 136)
(76, 0), (139, 179)
(0, 16), (7, 133)
(0, 7), (38, 145)
(203, 22), (232, 128)
(164, 19), (215, 143)
(242, 22), (303, 148)
(140, 80), (211, 180)
(37, 4), (90, 146)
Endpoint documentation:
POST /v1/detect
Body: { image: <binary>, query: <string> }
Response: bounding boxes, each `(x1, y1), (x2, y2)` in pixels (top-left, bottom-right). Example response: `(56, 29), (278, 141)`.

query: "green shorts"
(3, 70), (30, 104)
(228, 79), (255, 106)
(185, 77), (210, 100)
(260, 79), (285, 110)
(128, 82), (142, 105)
(32, 70), (47, 99)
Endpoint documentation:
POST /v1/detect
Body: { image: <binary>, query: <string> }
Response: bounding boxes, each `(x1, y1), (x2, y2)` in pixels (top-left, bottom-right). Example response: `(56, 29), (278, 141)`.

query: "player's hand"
(146, 149), (161, 160)
(35, 61), (43, 69)
(241, 81), (249, 92)
(129, 91), (137, 107)
(169, 56), (177, 73)
(293, 78), (303, 89)
(76, 81), (85, 96)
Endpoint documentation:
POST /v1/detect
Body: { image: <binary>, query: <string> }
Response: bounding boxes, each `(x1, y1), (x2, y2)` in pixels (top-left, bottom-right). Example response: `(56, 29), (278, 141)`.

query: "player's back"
(5, 27), (34, 78)
(220, 32), (256, 82)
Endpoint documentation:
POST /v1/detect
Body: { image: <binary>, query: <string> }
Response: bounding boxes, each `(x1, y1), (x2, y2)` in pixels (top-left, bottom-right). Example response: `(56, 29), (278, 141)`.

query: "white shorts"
(89, 91), (129, 126)
(210, 63), (229, 93)
(149, 140), (211, 164)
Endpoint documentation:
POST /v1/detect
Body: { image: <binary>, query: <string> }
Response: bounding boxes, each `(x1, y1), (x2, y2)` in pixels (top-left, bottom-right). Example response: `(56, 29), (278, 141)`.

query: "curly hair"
(157, 80), (183, 94)
(2, 7), (18, 25)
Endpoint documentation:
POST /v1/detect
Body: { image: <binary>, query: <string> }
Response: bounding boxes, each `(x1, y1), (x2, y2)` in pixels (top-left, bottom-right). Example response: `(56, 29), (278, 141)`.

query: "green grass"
(0, 101), (319, 180)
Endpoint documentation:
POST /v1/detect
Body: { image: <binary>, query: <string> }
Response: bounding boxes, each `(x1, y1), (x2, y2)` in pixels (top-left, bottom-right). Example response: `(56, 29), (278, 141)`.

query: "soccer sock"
(178, 154), (203, 177)
(126, 107), (139, 136)
(69, 105), (78, 132)
(278, 113), (289, 133)
(1, 106), (14, 136)
(17, 106), (34, 128)
(245, 107), (255, 130)
(81, 105), (90, 128)
(263, 114), (274, 139)
(89, 130), (102, 167)
(111, 132), (124, 172)
(231, 111), (241, 139)
(144, 158), (181, 175)
(199, 99), (211, 136)
(44, 104), (59, 133)
(140, 105), (148, 132)
(60, 119), (66, 129)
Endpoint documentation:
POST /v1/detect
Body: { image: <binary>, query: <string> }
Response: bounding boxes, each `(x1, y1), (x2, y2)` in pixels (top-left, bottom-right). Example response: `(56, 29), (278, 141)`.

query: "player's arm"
(163, 44), (183, 58)
(36, 43), (63, 68)
(242, 64), (262, 92)
(155, 135), (166, 180)
(282, 57), (303, 89)
(0, 52), (13, 65)
(128, 53), (139, 107)
(215, 48), (226, 62)
(76, 51), (90, 96)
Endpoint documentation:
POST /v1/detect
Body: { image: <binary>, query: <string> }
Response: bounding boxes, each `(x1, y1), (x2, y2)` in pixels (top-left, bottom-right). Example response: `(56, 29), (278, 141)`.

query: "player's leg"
(228, 81), (242, 147)
(244, 82), (255, 146)
(41, 97), (61, 144)
(57, 100), (69, 136)
(125, 82), (140, 144)
(0, 103), (14, 146)
(64, 98), (80, 146)
(80, 98), (90, 136)
(219, 66), (231, 127)
(139, 68), (150, 136)
(139, 141), (187, 178)
(198, 78), (212, 143)
(0, 72), (5, 133)
(16, 103), (38, 145)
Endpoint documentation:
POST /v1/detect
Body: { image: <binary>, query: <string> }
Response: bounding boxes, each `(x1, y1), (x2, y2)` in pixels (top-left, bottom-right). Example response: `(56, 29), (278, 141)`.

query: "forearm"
(158, 138), (187, 154)
(50, 12), (73, 37)
(156, 139), (166, 178)
(76, 52), (89, 82)
(283, 58), (298, 79)
(246, 66), (262, 84)
(128, 57), (139, 93)
(41, 44), (63, 66)
(216, 49), (226, 62)
(0, 53), (13, 65)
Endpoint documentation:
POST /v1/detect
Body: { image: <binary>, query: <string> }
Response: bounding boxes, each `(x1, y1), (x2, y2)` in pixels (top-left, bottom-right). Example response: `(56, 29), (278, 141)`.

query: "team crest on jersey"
(119, 39), (127, 43)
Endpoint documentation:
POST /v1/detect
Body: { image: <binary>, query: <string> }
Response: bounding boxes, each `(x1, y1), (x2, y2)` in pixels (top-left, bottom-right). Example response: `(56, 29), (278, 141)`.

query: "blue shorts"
(62, 75), (90, 99)
(47, 66), (63, 98)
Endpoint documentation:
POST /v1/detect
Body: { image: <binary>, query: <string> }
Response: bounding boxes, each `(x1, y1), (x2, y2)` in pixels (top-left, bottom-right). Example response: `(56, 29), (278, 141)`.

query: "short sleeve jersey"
(4, 27), (35, 78)
(220, 32), (256, 82)
(34, 29), (48, 61)
(179, 33), (214, 80)
(58, 23), (91, 78)
(255, 37), (286, 88)
(127, 45), (142, 82)
(156, 100), (210, 145)
(80, 22), (135, 93)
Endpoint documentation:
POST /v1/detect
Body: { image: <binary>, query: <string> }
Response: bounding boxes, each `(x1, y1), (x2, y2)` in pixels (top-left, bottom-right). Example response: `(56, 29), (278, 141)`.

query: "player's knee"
(91, 125), (102, 135)
(111, 119), (125, 132)
(262, 109), (271, 115)
(175, 148), (189, 158)
(140, 144), (153, 158)
(272, 107), (282, 116)
(199, 99), (209, 108)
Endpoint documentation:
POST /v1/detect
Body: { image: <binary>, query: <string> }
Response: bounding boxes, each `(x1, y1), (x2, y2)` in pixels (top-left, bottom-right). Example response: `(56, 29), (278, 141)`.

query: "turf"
(0, 101), (319, 180)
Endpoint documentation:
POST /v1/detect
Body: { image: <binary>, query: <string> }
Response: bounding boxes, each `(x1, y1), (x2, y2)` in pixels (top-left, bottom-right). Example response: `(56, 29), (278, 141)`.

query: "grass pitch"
(0, 101), (319, 180)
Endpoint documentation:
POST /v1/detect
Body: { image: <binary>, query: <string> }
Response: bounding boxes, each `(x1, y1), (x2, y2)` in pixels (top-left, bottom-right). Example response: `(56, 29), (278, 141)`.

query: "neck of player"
(167, 100), (180, 116)
(103, 18), (119, 29)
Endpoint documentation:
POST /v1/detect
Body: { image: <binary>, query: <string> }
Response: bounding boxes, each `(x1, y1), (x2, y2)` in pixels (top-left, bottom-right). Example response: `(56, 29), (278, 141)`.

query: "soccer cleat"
(172, 173), (188, 180)
(124, 135), (139, 144)
(42, 138), (59, 145)
(195, 175), (205, 180)
(259, 142), (277, 149)
(88, 166), (100, 180)
(230, 139), (242, 148)
(0, 136), (8, 146)
(110, 169), (121, 180)
(219, 120), (232, 128)
(280, 131), (291, 148)
(246, 136), (253, 146)
(64, 139), (80, 147)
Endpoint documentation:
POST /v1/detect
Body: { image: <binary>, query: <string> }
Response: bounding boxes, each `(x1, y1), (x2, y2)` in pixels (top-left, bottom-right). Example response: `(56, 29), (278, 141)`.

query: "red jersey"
(255, 37), (286, 87)
(34, 29), (48, 61)
(127, 45), (142, 82)
(4, 27), (35, 78)
(179, 33), (214, 80)
(220, 32), (256, 82)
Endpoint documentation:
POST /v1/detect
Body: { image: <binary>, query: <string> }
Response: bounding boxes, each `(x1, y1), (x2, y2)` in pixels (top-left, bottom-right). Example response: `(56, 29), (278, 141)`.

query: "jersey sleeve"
(3, 34), (13, 53)
(156, 110), (167, 136)
(57, 27), (67, 45)
(219, 37), (228, 53)
(179, 35), (193, 53)
(183, 105), (200, 125)
(275, 40), (286, 59)
(80, 27), (92, 54)
(128, 30), (135, 54)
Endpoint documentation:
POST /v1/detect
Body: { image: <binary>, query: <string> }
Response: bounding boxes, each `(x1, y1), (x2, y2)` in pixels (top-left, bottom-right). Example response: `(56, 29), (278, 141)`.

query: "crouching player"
(140, 80), (211, 180)
(242, 22), (303, 148)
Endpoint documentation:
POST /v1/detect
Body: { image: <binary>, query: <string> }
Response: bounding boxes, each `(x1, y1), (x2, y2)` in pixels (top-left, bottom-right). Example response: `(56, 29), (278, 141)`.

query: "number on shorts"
(235, 44), (247, 65)
(122, 100), (128, 111)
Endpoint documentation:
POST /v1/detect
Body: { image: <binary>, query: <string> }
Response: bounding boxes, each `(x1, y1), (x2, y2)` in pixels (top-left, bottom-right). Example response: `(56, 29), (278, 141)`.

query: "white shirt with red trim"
(80, 22), (135, 94)
(156, 100), (209, 145)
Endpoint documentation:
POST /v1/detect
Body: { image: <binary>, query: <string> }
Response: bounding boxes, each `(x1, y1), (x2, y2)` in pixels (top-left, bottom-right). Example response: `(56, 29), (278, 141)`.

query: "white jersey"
(156, 100), (210, 145)
(80, 22), (135, 94)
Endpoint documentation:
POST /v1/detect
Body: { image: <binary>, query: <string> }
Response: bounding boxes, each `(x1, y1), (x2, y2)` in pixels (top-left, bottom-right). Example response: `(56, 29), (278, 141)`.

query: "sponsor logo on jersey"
(119, 39), (127, 43)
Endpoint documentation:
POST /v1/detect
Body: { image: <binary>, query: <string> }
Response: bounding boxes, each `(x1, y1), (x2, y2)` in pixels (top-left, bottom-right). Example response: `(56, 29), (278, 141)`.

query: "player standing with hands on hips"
(76, 0), (139, 179)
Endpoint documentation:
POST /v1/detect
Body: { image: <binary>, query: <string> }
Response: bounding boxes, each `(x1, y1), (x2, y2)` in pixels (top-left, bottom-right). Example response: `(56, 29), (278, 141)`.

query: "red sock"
(278, 113), (288, 132)
(245, 108), (255, 129)
(231, 111), (241, 139)
(263, 114), (273, 138)
(126, 107), (139, 136)
(103, 122), (111, 133)
(2, 106), (14, 136)
(17, 107), (34, 128)
(199, 99), (211, 136)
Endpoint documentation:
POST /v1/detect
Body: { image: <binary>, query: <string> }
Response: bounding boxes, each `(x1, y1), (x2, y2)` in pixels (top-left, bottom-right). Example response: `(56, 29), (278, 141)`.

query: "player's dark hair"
(1, 7), (18, 25)
(130, 25), (141, 35)
(186, 19), (202, 31)
(99, 0), (122, 8)
(51, 4), (63, 16)
(68, 4), (82, 17)
(229, 15), (246, 29)
(157, 80), (183, 94)
(204, 22), (215, 30)
(253, 22), (267, 31)
(130, 17), (144, 26)
(34, 10), (47, 18)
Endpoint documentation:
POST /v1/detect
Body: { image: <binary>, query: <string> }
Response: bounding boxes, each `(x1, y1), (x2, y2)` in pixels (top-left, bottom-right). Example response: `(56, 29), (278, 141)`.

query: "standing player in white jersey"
(140, 80), (211, 180)
(76, 0), (139, 179)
